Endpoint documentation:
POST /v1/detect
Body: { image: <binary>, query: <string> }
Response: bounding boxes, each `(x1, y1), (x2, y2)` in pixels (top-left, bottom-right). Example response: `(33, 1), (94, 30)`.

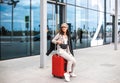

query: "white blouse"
(63, 36), (68, 44)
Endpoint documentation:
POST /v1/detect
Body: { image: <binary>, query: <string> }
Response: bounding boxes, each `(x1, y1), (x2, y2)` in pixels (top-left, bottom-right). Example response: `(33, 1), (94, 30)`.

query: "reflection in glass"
(59, 0), (66, 3)
(50, 0), (66, 3)
(47, 3), (56, 51)
(76, 7), (89, 48)
(0, 0), (116, 60)
(88, 0), (98, 10)
(0, 0), (32, 59)
(67, 5), (75, 48)
(88, 0), (104, 12)
(32, 0), (40, 55)
(76, 0), (87, 7)
(88, 10), (98, 46)
(106, 14), (112, 44)
(67, 0), (75, 4)
(97, 12), (104, 40)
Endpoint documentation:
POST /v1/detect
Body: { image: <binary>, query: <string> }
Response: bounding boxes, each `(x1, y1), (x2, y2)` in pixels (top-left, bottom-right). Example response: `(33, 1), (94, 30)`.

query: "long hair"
(59, 27), (70, 37)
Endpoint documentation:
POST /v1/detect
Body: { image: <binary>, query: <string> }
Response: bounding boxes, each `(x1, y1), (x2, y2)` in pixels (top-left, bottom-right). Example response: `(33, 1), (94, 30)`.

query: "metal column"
(55, 0), (59, 33)
(104, 0), (106, 43)
(40, 0), (47, 68)
(114, 0), (118, 50)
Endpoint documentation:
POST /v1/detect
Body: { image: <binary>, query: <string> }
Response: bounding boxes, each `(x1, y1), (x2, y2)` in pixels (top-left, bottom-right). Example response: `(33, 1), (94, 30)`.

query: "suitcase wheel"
(53, 75), (64, 79)
(53, 75), (56, 77)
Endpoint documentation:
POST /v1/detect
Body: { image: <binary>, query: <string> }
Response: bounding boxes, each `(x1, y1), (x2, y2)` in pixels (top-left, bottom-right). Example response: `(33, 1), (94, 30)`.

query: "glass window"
(88, 0), (104, 12)
(0, 4), (12, 35)
(88, 0), (98, 10)
(76, 7), (89, 48)
(98, 0), (104, 12)
(88, 10), (104, 46)
(47, 3), (56, 51)
(106, 14), (112, 44)
(119, 16), (120, 43)
(32, 0), (40, 55)
(119, 0), (120, 15)
(67, 5), (75, 49)
(76, 0), (87, 7)
(59, 0), (66, 3)
(107, 0), (115, 14)
(88, 10), (98, 46)
(67, 0), (75, 4)
(0, 0), (32, 60)
(50, 0), (66, 3)
(106, 0), (111, 13)
(111, 0), (115, 12)
(97, 12), (104, 40)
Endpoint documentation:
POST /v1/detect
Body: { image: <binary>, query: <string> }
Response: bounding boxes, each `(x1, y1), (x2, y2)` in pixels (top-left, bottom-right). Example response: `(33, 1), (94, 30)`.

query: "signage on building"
(25, 16), (29, 28)
(25, 16), (29, 22)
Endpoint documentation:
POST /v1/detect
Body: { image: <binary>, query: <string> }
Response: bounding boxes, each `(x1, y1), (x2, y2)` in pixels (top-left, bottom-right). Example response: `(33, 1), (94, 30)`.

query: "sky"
(1, 0), (40, 31)
(0, 0), (120, 31)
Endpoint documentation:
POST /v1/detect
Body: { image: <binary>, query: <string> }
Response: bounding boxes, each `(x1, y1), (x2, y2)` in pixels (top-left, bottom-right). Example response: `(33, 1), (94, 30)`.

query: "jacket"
(46, 33), (74, 56)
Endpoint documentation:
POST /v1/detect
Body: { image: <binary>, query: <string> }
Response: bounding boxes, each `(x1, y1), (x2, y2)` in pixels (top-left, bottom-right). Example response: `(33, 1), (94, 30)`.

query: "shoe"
(70, 73), (77, 77)
(64, 73), (70, 82)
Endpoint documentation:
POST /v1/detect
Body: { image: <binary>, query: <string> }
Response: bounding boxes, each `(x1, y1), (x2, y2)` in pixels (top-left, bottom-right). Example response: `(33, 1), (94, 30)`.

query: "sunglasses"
(61, 26), (67, 28)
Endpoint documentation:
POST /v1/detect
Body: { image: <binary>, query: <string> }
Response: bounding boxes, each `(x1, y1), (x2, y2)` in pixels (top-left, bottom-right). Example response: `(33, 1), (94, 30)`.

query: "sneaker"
(70, 73), (77, 77)
(64, 73), (70, 82)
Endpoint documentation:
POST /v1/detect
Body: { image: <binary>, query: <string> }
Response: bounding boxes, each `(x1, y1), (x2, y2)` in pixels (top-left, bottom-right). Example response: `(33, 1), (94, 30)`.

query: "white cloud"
(19, 0), (40, 7)
(1, 19), (24, 23)
(91, 0), (97, 6)
(2, 12), (11, 17)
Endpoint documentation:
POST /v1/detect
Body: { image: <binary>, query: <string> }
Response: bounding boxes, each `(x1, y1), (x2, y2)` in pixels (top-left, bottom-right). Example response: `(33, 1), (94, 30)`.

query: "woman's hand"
(56, 40), (62, 45)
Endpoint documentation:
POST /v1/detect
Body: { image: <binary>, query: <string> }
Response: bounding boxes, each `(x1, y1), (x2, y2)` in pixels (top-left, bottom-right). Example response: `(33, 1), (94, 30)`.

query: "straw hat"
(61, 23), (68, 28)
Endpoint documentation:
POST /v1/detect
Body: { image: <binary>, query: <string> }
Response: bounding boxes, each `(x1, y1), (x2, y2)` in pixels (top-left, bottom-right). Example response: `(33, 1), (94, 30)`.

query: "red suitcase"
(52, 54), (67, 78)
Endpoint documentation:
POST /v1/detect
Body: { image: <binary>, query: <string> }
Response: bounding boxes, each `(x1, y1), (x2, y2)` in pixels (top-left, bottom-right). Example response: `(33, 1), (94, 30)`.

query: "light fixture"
(7, 0), (19, 8)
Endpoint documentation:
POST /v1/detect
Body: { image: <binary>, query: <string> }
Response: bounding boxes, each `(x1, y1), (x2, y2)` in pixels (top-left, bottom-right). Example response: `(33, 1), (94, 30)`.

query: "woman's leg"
(58, 49), (76, 81)
(58, 49), (76, 73)
(69, 54), (76, 73)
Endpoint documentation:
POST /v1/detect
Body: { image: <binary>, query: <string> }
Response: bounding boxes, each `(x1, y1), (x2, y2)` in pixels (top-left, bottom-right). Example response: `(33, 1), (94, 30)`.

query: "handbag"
(60, 44), (68, 49)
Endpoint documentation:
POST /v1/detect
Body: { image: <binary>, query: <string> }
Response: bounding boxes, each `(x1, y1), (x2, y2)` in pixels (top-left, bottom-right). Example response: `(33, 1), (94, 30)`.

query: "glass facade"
(0, 0), (120, 60)
(0, 0), (32, 60)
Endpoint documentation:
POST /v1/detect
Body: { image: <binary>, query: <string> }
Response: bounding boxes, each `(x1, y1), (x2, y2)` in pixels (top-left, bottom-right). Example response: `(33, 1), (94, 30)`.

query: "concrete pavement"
(0, 44), (120, 83)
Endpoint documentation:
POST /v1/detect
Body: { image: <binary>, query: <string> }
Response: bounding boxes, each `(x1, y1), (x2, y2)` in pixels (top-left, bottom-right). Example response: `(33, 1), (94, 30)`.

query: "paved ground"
(0, 44), (120, 83)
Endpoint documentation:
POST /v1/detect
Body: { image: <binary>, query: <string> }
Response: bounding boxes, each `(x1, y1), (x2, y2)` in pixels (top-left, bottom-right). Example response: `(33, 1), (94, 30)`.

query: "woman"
(52, 23), (76, 82)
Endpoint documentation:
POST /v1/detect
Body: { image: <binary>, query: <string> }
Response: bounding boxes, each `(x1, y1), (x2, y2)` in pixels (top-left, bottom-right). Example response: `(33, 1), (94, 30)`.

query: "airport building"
(0, 0), (120, 60)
